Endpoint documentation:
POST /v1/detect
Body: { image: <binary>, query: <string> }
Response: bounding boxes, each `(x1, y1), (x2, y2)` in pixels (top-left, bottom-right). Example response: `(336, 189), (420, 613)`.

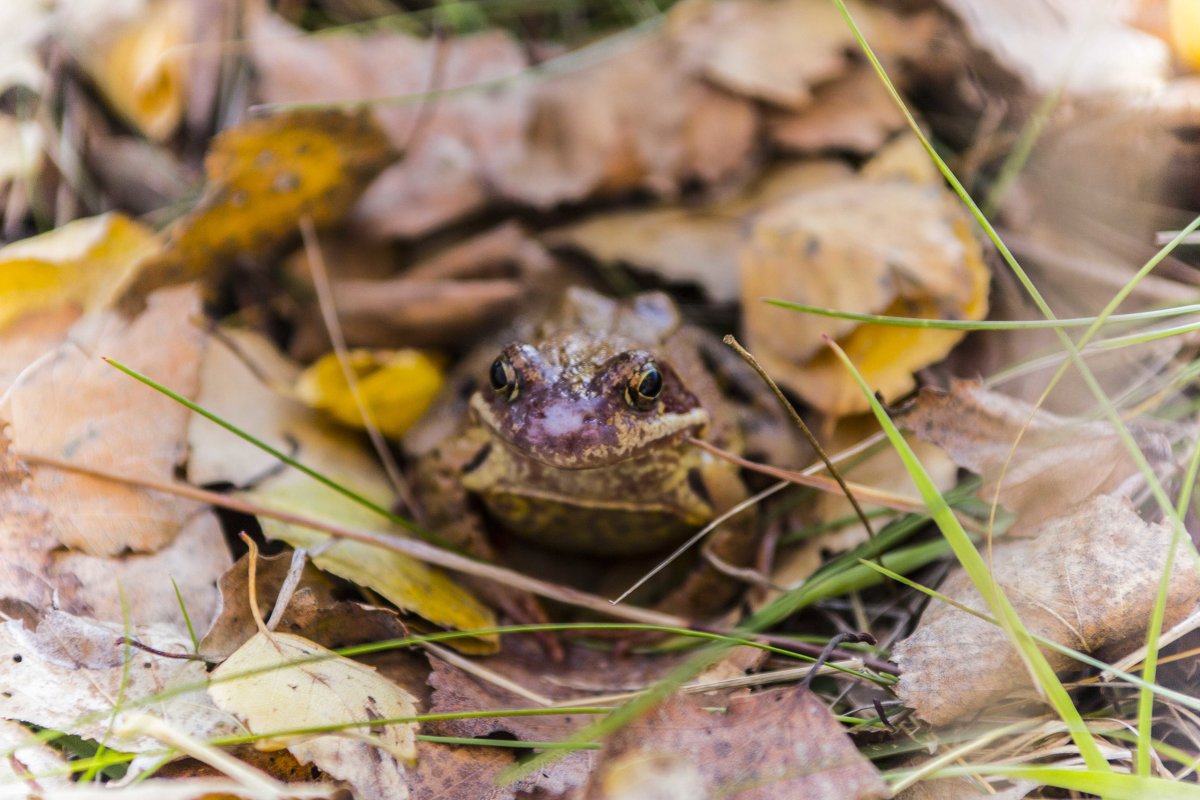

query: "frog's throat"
(468, 394), (710, 469)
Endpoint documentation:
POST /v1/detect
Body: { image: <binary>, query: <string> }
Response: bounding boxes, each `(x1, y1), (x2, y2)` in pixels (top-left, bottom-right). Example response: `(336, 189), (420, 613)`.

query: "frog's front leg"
(654, 462), (760, 620)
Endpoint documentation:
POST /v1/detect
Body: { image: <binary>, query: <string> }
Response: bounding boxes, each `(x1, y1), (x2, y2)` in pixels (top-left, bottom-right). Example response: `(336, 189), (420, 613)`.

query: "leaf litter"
(2, 0), (1200, 797)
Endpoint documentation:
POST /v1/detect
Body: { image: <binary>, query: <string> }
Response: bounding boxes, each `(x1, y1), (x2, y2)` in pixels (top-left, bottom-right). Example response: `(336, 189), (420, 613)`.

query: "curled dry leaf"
(941, 0), (1168, 95)
(115, 108), (397, 313)
(0, 212), (158, 331)
(740, 135), (990, 416)
(0, 610), (231, 752)
(895, 380), (1175, 535)
(893, 494), (1200, 726)
(208, 630), (418, 800)
(294, 349), (445, 439)
(186, 329), (497, 649)
(583, 688), (888, 800)
(4, 285), (206, 557)
(61, 0), (190, 140)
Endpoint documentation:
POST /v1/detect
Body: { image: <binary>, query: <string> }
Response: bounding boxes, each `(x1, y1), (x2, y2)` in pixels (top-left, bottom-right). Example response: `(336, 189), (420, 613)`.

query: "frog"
(405, 286), (799, 620)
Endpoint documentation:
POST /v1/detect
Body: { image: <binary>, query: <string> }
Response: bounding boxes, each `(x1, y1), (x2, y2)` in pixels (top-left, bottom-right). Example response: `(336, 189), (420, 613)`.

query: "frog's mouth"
(469, 393), (710, 469)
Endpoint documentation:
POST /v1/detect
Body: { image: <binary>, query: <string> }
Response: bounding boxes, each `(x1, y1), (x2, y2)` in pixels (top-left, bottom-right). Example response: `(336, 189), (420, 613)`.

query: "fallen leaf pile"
(1, 0), (1200, 798)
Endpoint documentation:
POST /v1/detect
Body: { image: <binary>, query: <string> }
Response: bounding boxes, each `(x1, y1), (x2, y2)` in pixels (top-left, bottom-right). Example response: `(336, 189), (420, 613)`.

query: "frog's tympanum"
(407, 287), (795, 618)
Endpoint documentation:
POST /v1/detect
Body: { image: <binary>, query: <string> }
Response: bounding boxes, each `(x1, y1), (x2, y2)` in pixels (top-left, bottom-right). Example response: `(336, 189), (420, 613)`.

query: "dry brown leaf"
(288, 223), (556, 357)
(0, 308), (80, 395)
(583, 689), (888, 800)
(487, 32), (757, 208)
(671, 0), (874, 109)
(251, 10), (527, 239)
(0, 431), (56, 614)
(116, 108), (396, 313)
(198, 550), (339, 661)
(407, 740), (518, 800)
(48, 509), (229, 630)
(894, 494), (1200, 726)
(0, 609), (232, 752)
(767, 64), (906, 154)
(425, 640), (770, 797)
(740, 135), (990, 416)
(4, 285), (205, 556)
(547, 160), (853, 303)
(208, 630), (418, 800)
(896, 380), (1175, 534)
(200, 550), (417, 662)
(425, 642), (677, 796)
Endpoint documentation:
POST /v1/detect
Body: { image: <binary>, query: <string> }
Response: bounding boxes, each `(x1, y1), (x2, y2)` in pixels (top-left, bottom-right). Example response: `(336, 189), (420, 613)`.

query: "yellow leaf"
(296, 349), (444, 439)
(209, 630), (417, 798)
(116, 109), (397, 313)
(0, 212), (158, 331)
(76, 0), (188, 141)
(1171, 0), (1200, 70)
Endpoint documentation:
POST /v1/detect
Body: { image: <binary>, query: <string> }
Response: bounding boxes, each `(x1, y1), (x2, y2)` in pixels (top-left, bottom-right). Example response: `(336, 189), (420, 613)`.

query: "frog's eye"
(625, 362), (663, 410)
(489, 356), (519, 401)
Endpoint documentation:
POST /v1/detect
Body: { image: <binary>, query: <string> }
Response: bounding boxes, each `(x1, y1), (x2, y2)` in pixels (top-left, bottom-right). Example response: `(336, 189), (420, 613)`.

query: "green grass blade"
(763, 300), (1200, 331)
(824, 337), (1110, 772)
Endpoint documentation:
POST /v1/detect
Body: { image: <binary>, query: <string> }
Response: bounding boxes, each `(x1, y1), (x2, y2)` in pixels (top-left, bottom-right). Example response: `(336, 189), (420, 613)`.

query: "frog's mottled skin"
(409, 287), (791, 616)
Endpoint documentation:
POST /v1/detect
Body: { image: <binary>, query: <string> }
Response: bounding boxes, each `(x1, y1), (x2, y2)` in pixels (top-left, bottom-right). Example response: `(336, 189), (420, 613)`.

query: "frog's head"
(468, 338), (710, 469)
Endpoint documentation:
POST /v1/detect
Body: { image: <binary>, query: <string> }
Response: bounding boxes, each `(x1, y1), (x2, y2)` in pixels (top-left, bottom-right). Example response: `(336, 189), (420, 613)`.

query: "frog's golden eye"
(625, 362), (662, 410)
(489, 356), (519, 401)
